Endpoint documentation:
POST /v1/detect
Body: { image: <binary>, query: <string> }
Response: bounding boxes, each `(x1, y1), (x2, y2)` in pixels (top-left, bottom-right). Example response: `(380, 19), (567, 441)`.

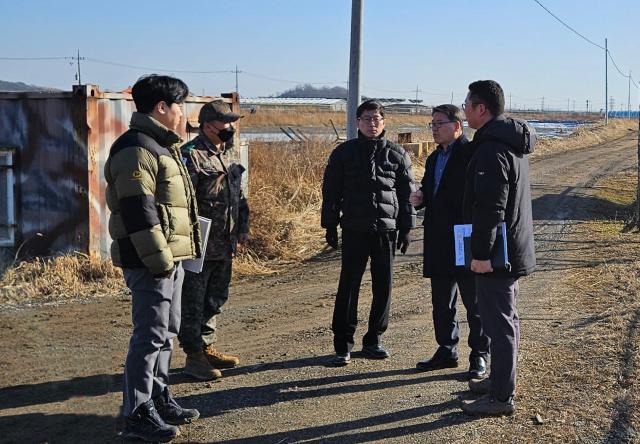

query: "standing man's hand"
(409, 189), (424, 207)
(238, 232), (249, 245)
(325, 227), (339, 249)
(471, 259), (493, 274)
(397, 228), (411, 254)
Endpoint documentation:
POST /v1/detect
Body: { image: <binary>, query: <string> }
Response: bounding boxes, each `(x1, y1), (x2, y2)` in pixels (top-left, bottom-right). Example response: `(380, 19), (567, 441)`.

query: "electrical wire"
(84, 57), (232, 74)
(531, 0), (605, 50)
(0, 56), (71, 60)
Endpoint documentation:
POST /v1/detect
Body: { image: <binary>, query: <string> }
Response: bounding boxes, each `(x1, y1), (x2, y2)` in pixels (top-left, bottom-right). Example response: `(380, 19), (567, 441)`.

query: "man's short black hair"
(357, 99), (385, 118)
(432, 104), (464, 123)
(468, 80), (505, 117)
(131, 74), (189, 114)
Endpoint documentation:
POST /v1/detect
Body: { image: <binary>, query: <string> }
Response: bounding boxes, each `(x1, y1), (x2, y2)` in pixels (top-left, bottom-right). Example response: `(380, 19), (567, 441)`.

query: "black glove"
(325, 227), (339, 249)
(397, 228), (411, 254)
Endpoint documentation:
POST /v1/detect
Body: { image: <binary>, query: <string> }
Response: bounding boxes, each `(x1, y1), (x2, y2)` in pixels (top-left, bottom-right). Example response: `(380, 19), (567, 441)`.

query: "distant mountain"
(0, 80), (58, 92)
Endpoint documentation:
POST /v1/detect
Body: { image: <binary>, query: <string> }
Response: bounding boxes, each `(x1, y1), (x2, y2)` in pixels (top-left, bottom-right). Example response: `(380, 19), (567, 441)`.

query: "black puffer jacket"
(463, 116), (537, 277)
(321, 131), (416, 232)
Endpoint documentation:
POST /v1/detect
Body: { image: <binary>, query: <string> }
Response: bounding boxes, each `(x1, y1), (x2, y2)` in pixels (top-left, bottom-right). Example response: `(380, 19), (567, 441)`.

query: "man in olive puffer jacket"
(105, 74), (202, 442)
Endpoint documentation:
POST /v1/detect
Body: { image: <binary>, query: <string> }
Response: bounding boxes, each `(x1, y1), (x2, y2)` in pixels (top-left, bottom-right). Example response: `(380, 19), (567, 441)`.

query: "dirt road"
(0, 131), (638, 443)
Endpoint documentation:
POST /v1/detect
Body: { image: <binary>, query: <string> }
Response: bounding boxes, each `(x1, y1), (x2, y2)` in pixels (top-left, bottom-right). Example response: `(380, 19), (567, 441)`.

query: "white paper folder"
(182, 216), (212, 273)
(454, 222), (510, 271)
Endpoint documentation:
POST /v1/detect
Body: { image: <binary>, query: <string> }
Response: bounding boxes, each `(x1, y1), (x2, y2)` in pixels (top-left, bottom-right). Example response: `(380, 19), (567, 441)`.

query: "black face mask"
(217, 126), (236, 143)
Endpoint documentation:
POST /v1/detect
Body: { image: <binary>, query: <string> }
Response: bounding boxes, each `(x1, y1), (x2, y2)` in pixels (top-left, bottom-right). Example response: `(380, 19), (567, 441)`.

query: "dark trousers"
(122, 263), (184, 416)
(332, 230), (396, 354)
(430, 276), (489, 361)
(476, 275), (520, 400)
(179, 259), (232, 354)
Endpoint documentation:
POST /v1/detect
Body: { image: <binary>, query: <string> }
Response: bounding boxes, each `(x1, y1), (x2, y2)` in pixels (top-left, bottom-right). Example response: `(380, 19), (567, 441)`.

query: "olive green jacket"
(105, 112), (202, 274)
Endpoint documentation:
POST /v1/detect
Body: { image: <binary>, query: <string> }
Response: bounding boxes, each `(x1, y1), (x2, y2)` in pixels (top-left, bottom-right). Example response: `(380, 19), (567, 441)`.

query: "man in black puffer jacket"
(460, 80), (536, 417)
(321, 99), (416, 366)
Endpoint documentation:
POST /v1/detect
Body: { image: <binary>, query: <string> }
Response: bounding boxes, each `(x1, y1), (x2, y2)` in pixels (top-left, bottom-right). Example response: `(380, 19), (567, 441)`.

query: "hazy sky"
(1, 0), (638, 111)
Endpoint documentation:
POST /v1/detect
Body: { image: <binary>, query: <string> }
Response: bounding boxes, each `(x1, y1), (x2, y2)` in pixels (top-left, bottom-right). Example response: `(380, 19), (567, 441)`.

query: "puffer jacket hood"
(475, 115), (536, 156)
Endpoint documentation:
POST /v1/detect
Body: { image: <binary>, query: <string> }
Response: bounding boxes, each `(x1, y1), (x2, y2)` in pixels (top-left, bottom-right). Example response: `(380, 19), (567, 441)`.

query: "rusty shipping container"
(0, 84), (246, 259)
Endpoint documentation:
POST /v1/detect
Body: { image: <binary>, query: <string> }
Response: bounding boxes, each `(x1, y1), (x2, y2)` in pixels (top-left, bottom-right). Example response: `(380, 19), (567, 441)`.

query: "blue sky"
(1, 0), (638, 111)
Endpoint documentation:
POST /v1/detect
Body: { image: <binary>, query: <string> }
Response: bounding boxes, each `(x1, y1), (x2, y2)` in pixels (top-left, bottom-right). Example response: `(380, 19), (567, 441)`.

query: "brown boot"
(184, 351), (222, 380)
(203, 344), (240, 369)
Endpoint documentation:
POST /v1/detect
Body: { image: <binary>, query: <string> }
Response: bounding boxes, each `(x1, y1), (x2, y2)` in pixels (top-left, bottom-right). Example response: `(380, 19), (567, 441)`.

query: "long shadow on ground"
(180, 360), (467, 418)
(214, 400), (477, 443)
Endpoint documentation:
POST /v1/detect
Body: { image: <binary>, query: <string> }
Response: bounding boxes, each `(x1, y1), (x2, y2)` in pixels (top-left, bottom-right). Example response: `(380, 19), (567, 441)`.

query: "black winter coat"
(419, 135), (472, 277)
(463, 116), (537, 277)
(321, 131), (416, 232)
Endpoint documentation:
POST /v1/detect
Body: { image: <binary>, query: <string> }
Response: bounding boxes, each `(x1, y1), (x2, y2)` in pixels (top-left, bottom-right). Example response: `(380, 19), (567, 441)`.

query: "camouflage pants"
(178, 258), (232, 354)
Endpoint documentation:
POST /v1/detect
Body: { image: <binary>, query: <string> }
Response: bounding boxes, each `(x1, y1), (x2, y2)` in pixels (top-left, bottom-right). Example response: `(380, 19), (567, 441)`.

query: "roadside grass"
(512, 170), (640, 442)
(533, 118), (636, 158)
(0, 253), (124, 305)
(241, 108), (430, 128)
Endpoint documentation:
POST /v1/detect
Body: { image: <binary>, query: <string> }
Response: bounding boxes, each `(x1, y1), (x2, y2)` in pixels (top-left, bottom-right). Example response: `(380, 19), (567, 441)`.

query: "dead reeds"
(234, 138), (333, 274)
(0, 253), (124, 305)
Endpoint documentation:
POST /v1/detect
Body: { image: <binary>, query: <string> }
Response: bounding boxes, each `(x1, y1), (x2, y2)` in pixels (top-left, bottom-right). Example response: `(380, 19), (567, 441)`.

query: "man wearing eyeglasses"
(321, 99), (416, 366)
(459, 80), (536, 416)
(410, 104), (489, 380)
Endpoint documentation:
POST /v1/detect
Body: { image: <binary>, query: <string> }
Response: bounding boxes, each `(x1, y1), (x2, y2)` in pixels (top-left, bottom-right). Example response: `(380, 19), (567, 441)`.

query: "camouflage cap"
(198, 99), (242, 124)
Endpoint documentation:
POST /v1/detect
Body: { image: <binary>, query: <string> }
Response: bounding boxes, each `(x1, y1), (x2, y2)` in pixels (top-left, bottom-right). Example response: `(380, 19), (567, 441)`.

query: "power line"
(0, 56), (71, 60)
(531, 0), (605, 50)
(84, 57), (232, 74)
(607, 52), (640, 89)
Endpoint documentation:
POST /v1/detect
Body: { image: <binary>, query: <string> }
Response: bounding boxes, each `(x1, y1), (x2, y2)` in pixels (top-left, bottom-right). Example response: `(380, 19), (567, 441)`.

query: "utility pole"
(450, 91), (454, 104)
(628, 71), (632, 119)
(605, 38), (609, 125)
(233, 65), (242, 94)
(541, 96), (544, 113)
(637, 104), (640, 228)
(567, 98), (570, 114)
(509, 93), (512, 111)
(413, 84), (422, 113)
(347, 0), (363, 140)
(74, 49), (85, 86)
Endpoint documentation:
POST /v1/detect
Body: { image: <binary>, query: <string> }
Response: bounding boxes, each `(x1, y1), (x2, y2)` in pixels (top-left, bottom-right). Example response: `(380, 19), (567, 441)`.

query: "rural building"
(240, 97), (347, 112)
(0, 85), (246, 259)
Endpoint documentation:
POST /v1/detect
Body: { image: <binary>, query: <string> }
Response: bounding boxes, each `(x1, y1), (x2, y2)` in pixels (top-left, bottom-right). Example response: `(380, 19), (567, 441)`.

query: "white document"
(182, 216), (212, 273)
(454, 224), (473, 266)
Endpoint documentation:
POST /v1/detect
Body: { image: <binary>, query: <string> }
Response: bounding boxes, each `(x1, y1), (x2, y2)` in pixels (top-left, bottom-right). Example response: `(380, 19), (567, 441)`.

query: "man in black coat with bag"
(410, 104), (489, 379)
(460, 80), (536, 416)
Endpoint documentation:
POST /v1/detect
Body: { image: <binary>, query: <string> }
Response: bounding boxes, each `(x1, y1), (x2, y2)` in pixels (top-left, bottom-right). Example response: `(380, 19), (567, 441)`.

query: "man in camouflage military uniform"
(178, 100), (249, 380)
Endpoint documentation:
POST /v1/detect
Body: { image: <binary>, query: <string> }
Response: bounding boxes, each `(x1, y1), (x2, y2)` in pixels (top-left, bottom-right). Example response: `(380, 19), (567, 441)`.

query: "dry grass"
(234, 138), (333, 274)
(510, 170), (640, 442)
(532, 119), (637, 158)
(241, 108), (431, 129)
(0, 253), (124, 305)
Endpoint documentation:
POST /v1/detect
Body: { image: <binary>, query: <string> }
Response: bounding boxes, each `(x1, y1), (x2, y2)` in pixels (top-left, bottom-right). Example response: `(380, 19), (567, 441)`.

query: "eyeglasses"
(462, 102), (480, 111)
(428, 121), (456, 130)
(358, 116), (384, 124)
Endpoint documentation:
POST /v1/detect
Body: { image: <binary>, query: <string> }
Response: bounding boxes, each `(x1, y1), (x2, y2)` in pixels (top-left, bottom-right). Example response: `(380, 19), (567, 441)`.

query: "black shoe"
(121, 399), (179, 443)
(153, 388), (200, 425)
(416, 354), (459, 371)
(332, 352), (351, 367)
(362, 344), (389, 359)
(468, 356), (487, 380)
